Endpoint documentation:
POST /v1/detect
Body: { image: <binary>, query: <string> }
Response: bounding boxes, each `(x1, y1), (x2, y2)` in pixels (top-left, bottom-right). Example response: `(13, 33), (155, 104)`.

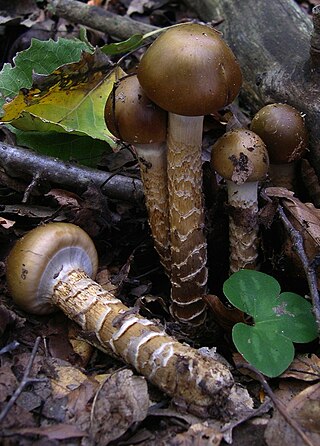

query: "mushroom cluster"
(137, 23), (242, 325)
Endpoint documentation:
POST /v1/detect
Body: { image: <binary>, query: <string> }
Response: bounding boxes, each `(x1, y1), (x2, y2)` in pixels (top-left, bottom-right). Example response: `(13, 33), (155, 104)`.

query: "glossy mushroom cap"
(210, 128), (269, 183)
(137, 23), (242, 116)
(250, 103), (308, 164)
(6, 223), (98, 315)
(104, 75), (167, 145)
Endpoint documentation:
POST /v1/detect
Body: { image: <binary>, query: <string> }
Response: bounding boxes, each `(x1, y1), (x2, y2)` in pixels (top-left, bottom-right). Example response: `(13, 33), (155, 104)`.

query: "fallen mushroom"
(250, 103), (308, 190)
(137, 23), (242, 325)
(105, 75), (170, 274)
(211, 129), (269, 273)
(6, 222), (235, 417)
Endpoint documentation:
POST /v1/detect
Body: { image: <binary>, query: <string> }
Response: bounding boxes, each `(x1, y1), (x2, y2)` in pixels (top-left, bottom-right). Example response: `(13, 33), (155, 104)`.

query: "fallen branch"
(48, 0), (157, 40)
(0, 143), (143, 203)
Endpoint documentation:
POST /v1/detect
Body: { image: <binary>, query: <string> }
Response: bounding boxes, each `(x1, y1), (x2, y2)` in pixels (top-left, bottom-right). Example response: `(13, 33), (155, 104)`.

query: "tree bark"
(184, 0), (320, 175)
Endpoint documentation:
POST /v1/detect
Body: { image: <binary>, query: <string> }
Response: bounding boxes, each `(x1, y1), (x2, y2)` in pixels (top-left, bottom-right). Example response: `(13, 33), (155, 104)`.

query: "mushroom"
(104, 75), (170, 274)
(137, 23), (242, 325)
(250, 103), (308, 190)
(210, 129), (269, 273)
(6, 222), (234, 416)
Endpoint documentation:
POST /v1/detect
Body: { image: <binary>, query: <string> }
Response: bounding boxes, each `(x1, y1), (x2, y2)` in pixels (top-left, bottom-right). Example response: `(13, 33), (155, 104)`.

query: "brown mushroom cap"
(104, 75), (167, 145)
(210, 128), (269, 184)
(6, 223), (98, 315)
(137, 23), (242, 116)
(250, 103), (308, 164)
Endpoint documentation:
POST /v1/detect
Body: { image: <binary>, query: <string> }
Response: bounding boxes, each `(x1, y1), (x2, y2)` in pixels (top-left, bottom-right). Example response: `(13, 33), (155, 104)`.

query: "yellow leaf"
(1, 51), (124, 145)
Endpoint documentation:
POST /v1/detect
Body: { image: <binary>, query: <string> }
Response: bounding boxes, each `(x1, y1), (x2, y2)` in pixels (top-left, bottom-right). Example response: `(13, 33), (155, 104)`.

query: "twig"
(48, 0), (158, 40)
(236, 362), (316, 446)
(277, 204), (320, 333)
(0, 337), (47, 424)
(0, 341), (20, 356)
(0, 143), (143, 203)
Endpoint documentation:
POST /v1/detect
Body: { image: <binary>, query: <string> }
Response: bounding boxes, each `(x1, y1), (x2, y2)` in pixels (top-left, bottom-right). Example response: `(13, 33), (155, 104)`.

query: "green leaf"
(0, 37), (93, 111)
(232, 323), (294, 377)
(101, 34), (144, 56)
(10, 127), (112, 168)
(223, 269), (318, 377)
(272, 292), (318, 343)
(223, 269), (280, 319)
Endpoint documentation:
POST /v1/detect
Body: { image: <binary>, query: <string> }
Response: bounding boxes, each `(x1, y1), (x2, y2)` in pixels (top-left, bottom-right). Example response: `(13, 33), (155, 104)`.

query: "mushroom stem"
(227, 180), (260, 273)
(135, 143), (170, 273)
(6, 223), (234, 417)
(167, 113), (208, 325)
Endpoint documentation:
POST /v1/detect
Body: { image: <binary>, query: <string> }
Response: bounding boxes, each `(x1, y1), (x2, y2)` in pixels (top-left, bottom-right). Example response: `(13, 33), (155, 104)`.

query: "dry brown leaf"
(49, 360), (88, 399)
(204, 294), (245, 331)
(166, 422), (223, 446)
(14, 423), (86, 440)
(91, 369), (150, 445)
(281, 354), (320, 381)
(264, 381), (320, 446)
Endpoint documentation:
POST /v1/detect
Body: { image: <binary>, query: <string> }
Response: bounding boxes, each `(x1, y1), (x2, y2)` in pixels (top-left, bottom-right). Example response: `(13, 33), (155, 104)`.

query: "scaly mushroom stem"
(135, 143), (170, 273)
(52, 268), (233, 415)
(6, 223), (234, 417)
(167, 114), (208, 325)
(227, 181), (259, 273)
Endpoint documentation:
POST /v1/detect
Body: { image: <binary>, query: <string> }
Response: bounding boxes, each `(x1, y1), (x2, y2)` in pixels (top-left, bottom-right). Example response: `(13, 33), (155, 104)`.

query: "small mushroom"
(137, 23), (242, 325)
(211, 129), (269, 273)
(250, 103), (308, 190)
(105, 75), (170, 274)
(6, 222), (234, 416)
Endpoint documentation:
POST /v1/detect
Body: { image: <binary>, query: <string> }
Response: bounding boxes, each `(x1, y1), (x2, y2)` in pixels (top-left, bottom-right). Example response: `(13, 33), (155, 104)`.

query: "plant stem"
(167, 114), (208, 325)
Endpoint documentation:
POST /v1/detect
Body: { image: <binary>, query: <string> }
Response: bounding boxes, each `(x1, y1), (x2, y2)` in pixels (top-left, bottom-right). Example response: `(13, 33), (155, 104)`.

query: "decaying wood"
(53, 269), (233, 417)
(185, 0), (320, 176)
(0, 143), (143, 203)
(49, 0), (157, 40)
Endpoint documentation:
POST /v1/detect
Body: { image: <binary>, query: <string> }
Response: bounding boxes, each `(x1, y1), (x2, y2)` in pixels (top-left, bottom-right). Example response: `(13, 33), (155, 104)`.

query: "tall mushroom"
(6, 222), (234, 417)
(137, 23), (242, 325)
(211, 129), (269, 273)
(105, 75), (170, 274)
(250, 103), (308, 190)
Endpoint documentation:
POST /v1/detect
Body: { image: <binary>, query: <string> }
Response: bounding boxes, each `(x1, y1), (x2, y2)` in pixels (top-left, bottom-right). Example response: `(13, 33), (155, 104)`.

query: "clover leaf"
(223, 270), (318, 377)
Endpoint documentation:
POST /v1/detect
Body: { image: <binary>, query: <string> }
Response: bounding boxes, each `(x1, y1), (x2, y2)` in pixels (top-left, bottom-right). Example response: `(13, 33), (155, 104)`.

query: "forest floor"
(0, 1), (319, 445)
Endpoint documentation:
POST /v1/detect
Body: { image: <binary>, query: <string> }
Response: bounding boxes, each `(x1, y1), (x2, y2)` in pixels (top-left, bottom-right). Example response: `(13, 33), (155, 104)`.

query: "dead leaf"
(166, 422), (223, 446)
(264, 381), (320, 446)
(281, 354), (320, 381)
(204, 294), (245, 331)
(91, 369), (150, 445)
(13, 423), (86, 440)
